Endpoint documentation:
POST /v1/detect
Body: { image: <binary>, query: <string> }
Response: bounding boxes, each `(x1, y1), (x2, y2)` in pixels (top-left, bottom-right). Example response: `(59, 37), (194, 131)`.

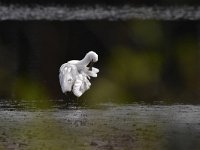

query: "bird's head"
(87, 51), (98, 62)
(85, 51), (98, 71)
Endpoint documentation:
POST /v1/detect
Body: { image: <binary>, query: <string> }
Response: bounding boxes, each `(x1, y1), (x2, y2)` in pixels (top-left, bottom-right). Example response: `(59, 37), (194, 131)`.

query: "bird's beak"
(89, 60), (94, 71)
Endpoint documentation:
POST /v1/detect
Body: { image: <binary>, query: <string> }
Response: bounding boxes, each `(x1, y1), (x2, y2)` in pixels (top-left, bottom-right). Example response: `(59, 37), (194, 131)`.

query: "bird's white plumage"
(59, 51), (99, 97)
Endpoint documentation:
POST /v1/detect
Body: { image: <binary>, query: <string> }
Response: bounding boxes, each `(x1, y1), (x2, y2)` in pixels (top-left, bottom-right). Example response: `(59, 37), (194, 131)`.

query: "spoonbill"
(59, 51), (99, 97)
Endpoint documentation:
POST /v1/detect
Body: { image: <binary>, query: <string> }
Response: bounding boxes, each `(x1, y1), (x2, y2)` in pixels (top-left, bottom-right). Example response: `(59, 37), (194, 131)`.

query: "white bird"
(59, 51), (99, 97)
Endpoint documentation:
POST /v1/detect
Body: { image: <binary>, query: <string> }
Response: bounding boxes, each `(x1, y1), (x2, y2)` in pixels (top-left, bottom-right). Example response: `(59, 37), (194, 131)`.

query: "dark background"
(0, 0), (198, 105)
(0, 21), (200, 105)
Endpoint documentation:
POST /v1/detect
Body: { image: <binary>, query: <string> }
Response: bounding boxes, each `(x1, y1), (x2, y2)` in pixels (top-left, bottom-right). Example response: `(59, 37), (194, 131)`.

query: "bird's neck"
(79, 55), (90, 66)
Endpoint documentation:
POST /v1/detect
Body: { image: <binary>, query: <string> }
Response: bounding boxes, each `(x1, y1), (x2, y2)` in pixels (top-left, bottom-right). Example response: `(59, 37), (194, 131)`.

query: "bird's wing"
(73, 73), (91, 97)
(59, 63), (77, 93)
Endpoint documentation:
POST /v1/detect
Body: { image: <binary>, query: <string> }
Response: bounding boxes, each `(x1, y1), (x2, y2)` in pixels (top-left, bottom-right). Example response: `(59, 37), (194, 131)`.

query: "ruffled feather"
(59, 51), (99, 97)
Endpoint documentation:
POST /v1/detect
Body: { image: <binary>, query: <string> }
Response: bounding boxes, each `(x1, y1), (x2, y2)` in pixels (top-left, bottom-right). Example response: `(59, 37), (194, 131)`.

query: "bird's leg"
(75, 97), (80, 108)
(65, 92), (77, 106)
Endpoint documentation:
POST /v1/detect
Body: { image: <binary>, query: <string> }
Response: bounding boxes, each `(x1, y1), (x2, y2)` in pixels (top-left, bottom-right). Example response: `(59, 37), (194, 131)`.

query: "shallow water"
(0, 101), (200, 150)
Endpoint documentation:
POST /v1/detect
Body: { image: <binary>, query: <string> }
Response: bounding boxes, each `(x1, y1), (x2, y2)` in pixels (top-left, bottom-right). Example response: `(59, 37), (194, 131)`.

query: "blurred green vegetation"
(0, 20), (199, 150)
(130, 21), (164, 48)
(85, 47), (163, 104)
(84, 20), (200, 104)
(0, 21), (199, 105)
(11, 77), (52, 109)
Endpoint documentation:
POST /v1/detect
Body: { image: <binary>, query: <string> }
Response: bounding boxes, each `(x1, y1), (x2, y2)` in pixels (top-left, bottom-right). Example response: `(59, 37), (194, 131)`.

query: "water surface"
(0, 101), (199, 150)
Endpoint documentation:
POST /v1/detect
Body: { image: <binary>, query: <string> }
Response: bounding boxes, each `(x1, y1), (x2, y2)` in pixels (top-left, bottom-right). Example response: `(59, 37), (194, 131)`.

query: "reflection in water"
(0, 103), (199, 149)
